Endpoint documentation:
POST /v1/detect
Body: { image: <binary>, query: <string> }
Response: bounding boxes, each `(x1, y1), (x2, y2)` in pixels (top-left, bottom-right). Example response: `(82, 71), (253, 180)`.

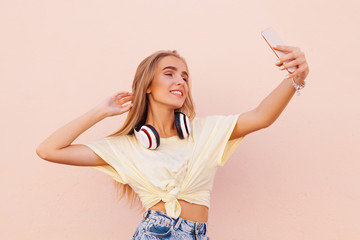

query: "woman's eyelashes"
(164, 72), (187, 82)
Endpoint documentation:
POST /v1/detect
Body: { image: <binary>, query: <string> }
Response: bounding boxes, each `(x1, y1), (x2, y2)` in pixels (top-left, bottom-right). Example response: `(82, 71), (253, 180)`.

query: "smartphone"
(261, 27), (297, 73)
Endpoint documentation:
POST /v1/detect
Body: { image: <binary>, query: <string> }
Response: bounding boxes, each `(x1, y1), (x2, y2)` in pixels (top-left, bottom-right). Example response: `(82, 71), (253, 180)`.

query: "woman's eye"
(164, 72), (187, 82)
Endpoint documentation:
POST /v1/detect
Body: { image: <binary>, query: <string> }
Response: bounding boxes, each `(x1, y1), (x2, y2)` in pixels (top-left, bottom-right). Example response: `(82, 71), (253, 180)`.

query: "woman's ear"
(146, 87), (151, 94)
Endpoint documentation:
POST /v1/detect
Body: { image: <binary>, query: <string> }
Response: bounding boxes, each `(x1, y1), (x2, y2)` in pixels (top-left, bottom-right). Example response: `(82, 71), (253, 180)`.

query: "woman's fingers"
(114, 91), (132, 98)
(114, 91), (129, 96)
(120, 102), (133, 113)
(273, 46), (305, 70)
(272, 45), (299, 53)
(116, 95), (133, 105)
(285, 63), (308, 79)
(272, 45), (309, 82)
(118, 98), (133, 112)
(276, 50), (304, 65)
(103, 91), (133, 116)
(115, 92), (131, 99)
(278, 57), (305, 70)
(113, 92), (132, 102)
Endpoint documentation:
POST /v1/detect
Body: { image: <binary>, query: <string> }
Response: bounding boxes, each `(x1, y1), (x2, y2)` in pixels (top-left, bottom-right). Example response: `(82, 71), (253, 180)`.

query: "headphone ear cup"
(175, 112), (191, 139)
(134, 124), (160, 149)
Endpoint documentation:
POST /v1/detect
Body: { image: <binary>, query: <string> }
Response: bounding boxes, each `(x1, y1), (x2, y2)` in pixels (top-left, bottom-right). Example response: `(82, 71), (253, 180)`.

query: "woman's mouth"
(170, 90), (183, 96)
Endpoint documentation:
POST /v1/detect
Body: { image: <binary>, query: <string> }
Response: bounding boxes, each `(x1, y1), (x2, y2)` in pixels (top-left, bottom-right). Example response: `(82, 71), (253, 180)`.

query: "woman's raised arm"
(230, 45), (309, 140)
(36, 92), (133, 166)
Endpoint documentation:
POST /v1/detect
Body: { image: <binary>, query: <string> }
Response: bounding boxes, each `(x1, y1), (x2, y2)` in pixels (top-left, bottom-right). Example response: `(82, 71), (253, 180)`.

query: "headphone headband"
(134, 112), (191, 150)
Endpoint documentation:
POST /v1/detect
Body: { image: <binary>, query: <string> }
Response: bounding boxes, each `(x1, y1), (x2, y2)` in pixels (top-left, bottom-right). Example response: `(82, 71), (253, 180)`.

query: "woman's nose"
(175, 76), (186, 85)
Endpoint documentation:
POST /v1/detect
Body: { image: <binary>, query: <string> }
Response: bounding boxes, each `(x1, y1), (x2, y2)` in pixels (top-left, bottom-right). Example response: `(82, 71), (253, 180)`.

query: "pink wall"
(1, 0), (359, 239)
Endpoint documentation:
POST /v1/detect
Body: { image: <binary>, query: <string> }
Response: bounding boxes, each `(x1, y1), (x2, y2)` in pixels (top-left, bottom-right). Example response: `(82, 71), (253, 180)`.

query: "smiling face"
(146, 56), (189, 111)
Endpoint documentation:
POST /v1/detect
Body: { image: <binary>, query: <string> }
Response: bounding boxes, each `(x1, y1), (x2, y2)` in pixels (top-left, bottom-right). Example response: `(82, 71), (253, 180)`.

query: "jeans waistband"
(142, 210), (208, 235)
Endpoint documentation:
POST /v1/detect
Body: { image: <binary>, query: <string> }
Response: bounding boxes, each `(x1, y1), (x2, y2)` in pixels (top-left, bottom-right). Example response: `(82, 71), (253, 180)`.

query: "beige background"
(1, 0), (359, 239)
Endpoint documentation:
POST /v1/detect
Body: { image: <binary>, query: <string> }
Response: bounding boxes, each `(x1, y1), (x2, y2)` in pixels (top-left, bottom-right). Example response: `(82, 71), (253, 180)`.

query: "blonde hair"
(108, 50), (196, 208)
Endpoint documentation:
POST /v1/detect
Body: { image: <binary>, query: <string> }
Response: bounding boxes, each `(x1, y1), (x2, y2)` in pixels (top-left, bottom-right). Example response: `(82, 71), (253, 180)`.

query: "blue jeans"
(131, 210), (209, 240)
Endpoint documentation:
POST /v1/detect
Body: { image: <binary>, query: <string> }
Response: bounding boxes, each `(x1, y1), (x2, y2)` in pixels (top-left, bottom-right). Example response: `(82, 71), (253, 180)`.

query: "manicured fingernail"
(275, 60), (280, 65)
(279, 65), (284, 70)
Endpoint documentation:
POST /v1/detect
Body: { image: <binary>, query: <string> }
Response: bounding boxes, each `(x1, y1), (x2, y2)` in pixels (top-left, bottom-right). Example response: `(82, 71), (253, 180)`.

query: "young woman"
(36, 46), (309, 239)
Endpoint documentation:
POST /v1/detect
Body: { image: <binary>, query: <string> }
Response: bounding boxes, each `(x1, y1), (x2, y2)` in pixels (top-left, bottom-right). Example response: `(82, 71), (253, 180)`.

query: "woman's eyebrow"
(162, 66), (188, 77)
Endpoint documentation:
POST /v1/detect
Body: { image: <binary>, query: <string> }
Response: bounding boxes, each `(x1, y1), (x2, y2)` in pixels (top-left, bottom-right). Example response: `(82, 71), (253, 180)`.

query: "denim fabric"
(131, 210), (209, 240)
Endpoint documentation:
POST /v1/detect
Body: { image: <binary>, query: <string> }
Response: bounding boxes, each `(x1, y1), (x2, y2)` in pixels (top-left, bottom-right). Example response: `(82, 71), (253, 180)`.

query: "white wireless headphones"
(134, 112), (191, 150)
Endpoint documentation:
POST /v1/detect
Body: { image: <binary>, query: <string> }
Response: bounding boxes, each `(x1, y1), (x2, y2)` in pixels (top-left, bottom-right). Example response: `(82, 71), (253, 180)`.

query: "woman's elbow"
(36, 145), (51, 161)
(260, 117), (276, 129)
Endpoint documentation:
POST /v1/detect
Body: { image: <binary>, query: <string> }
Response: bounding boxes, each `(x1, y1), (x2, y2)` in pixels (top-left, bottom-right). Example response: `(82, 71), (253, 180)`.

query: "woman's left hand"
(272, 45), (309, 84)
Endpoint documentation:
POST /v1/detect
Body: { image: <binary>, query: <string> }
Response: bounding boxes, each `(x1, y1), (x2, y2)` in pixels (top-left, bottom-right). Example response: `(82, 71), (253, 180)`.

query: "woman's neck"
(145, 107), (177, 138)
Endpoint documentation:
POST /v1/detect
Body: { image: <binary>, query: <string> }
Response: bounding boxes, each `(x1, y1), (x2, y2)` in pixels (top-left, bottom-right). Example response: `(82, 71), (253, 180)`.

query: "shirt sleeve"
(84, 137), (128, 184)
(192, 114), (245, 167)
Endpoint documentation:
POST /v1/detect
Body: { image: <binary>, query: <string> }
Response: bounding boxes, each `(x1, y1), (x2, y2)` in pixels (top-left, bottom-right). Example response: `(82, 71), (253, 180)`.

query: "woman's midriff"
(149, 200), (209, 223)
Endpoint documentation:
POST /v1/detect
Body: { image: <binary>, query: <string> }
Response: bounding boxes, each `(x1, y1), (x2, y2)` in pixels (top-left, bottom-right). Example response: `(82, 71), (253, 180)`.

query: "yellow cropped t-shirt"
(85, 114), (244, 218)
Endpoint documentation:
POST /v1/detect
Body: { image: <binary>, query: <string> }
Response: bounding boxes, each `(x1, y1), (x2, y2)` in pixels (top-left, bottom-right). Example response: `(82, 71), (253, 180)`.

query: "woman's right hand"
(101, 91), (133, 117)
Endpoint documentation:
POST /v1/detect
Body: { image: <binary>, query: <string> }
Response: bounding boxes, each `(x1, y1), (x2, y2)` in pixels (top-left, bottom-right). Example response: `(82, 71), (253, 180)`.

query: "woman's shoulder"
(191, 114), (239, 125)
(105, 133), (134, 141)
(94, 134), (139, 156)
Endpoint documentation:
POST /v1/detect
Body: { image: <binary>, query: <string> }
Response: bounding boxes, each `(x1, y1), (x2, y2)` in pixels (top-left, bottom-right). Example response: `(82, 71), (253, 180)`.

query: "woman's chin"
(165, 99), (185, 109)
(174, 101), (186, 109)
(149, 98), (185, 111)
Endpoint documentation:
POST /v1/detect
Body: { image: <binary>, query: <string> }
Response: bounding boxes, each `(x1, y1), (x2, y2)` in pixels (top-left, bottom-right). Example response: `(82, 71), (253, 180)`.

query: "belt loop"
(194, 222), (199, 240)
(142, 210), (150, 220)
(173, 217), (182, 231)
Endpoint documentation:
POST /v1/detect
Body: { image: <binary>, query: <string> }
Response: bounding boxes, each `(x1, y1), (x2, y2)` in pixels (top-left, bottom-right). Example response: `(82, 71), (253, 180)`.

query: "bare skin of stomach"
(149, 200), (209, 223)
